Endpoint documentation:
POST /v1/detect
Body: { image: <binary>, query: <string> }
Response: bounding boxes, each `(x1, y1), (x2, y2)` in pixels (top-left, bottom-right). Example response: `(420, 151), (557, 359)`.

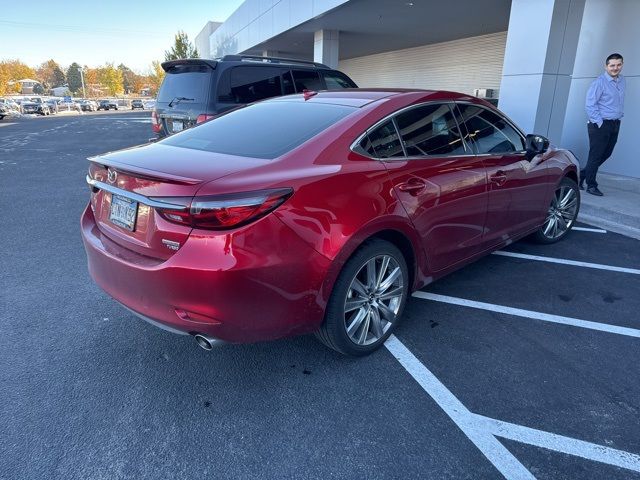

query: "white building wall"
(209, 0), (349, 57)
(195, 22), (222, 59)
(337, 32), (507, 94)
(560, 0), (639, 178)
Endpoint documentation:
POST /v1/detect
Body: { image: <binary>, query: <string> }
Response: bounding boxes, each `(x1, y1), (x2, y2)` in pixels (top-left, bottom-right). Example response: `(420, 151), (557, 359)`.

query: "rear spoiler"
(87, 154), (202, 185)
(161, 58), (218, 72)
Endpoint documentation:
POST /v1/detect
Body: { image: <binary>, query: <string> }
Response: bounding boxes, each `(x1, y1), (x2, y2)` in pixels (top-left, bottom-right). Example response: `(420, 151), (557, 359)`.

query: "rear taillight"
(196, 114), (215, 124)
(151, 110), (161, 133)
(155, 188), (293, 230)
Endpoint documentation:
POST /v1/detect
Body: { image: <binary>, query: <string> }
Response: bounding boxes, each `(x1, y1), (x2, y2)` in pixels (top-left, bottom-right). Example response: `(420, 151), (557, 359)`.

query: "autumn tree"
(132, 75), (146, 95)
(82, 67), (100, 96)
(37, 59), (66, 88)
(117, 64), (138, 94)
(164, 31), (199, 61)
(0, 63), (10, 96)
(98, 63), (124, 96)
(146, 61), (165, 96)
(0, 60), (35, 94)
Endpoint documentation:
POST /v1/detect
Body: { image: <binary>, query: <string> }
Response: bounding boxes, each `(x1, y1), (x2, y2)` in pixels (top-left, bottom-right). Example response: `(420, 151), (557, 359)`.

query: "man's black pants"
(582, 119), (620, 188)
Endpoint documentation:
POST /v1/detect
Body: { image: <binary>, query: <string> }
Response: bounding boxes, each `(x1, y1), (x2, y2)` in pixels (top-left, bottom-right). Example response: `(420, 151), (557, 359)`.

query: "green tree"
(66, 62), (83, 94)
(33, 83), (45, 94)
(98, 63), (124, 96)
(164, 31), (199, 61)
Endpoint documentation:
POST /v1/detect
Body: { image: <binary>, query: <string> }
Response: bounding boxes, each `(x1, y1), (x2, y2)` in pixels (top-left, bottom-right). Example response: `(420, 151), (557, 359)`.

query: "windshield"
(162, 101), (355, 159)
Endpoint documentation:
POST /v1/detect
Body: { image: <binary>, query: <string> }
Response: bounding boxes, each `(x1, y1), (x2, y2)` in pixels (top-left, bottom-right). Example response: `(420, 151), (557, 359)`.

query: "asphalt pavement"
(1, 112), (639, 480)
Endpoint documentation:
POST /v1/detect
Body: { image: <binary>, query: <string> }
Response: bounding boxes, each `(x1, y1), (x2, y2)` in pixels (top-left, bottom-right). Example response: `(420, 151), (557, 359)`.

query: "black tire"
(315, 239), (409, 356)
(532, 177), (580, 244)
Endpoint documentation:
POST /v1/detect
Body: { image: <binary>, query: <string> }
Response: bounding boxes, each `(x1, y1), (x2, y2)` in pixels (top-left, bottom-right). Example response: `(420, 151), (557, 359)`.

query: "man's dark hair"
(606, 53), (623, 64)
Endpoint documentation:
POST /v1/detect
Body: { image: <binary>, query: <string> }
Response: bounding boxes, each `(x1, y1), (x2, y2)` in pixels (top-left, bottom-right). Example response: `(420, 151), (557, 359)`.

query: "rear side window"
(158, 65), (209, 104)
(292, 70), (324, 91)
(161, 101), (355, 159)
(455, 104), (525, 154)
(366, 120), (405, 159)
(395, 103), (466, 156)
(218, 66), (286, 104)
(322, 71), (357, 89)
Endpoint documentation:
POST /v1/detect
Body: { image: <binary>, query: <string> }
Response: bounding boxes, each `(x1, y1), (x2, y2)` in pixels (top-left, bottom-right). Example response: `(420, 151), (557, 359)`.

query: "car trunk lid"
(87, 142), (268, 260)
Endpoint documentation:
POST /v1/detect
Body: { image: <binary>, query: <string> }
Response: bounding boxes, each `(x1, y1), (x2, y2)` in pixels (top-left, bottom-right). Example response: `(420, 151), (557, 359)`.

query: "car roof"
(161, 56), (335, 72)
(267, 89), (475, 108)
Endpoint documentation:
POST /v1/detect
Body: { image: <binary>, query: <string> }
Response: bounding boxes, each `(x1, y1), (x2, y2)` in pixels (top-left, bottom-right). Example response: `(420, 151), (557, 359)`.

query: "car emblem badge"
(107, 169), (117, 184)
(162, 239), (181, 251)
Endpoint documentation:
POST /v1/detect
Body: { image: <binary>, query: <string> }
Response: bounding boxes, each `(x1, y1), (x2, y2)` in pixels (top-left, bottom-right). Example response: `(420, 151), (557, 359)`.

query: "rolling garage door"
(338, 31), (506, 97)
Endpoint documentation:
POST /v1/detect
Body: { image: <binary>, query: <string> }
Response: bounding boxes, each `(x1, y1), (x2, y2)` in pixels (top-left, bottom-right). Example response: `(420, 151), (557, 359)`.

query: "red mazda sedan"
(81, 89), (580, 355)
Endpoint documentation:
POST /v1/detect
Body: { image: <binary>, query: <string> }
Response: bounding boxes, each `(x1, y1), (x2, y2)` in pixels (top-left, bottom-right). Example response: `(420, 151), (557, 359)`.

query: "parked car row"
(0, 98), (22, 119)
(0, 96), (157, 118)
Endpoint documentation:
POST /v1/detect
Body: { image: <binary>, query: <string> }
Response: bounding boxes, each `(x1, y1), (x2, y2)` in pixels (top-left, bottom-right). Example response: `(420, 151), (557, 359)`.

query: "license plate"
(172, 120), (183, 132)
(109, 194), (138, 231)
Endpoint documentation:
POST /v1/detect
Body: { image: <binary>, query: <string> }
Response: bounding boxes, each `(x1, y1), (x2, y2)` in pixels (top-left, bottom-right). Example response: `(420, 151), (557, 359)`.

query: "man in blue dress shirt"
(582, 53), (625, 196)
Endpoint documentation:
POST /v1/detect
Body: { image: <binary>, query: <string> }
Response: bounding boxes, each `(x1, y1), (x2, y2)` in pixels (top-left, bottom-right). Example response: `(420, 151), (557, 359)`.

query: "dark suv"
(152, 55), (357, 138)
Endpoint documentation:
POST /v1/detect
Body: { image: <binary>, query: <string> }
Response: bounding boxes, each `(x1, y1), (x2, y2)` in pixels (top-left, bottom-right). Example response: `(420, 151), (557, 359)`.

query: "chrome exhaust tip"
(194, 334), (223, 351)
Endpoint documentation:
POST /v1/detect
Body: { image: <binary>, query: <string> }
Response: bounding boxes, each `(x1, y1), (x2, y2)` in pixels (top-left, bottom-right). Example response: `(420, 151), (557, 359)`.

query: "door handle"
(489, 171), (507, 186)
(398, 179), (427, 195)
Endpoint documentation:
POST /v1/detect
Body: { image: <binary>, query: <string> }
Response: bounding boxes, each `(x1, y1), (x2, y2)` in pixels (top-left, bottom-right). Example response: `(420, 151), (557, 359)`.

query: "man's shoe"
(586, 186), (603, 196)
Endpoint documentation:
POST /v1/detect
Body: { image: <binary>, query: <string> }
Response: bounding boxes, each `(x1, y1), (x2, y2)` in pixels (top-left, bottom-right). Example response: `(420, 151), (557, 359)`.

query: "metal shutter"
(338, 32), (507, 96)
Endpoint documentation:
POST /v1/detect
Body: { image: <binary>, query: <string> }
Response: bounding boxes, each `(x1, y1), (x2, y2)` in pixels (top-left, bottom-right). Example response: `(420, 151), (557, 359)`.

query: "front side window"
(455, 104), (525, 154)
(395, 103), (466, 156)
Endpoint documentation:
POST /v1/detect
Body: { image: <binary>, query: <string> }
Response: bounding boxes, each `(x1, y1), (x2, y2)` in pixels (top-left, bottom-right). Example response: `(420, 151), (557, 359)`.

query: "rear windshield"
(161, 101), (355, 159)
(158, 65), (210, 104)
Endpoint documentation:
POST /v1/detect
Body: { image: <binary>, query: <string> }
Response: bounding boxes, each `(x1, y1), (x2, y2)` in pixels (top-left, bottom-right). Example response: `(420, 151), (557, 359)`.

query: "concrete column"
(314, 29), (339, 68)
(498, 0), (585, 142)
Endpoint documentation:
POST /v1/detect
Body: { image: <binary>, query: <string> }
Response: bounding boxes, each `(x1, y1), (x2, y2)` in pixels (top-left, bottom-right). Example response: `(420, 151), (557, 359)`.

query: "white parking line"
(385, 335), (640, 478)
(413, 292), (640, 339)
(474, 415), (640, 473)
(572, 226), (607, 233)
(384, 335), (536, 480)
(493, 251), (640, 275)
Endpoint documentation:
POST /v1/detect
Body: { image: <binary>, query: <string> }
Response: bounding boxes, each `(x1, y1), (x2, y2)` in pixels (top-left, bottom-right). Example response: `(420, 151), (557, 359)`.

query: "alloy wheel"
(343, 254), (405, 346)
(542, 185), (578, 240)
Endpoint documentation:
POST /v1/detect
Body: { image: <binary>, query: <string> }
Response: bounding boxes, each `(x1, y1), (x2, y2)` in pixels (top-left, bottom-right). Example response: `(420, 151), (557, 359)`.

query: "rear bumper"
(80, 204), (331, 343)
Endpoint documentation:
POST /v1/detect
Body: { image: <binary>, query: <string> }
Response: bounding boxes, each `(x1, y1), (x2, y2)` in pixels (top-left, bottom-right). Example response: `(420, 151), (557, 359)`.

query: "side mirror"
(525, 134), (549, 159)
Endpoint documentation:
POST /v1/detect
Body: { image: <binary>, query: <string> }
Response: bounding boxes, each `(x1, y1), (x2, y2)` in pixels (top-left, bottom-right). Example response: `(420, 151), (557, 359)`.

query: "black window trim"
(453, 100), (527, 155)
(350, 101), (477, 161)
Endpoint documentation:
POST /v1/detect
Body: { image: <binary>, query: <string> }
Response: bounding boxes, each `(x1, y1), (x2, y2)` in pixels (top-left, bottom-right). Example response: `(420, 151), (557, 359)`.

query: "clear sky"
(0, 0), (245, 74)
